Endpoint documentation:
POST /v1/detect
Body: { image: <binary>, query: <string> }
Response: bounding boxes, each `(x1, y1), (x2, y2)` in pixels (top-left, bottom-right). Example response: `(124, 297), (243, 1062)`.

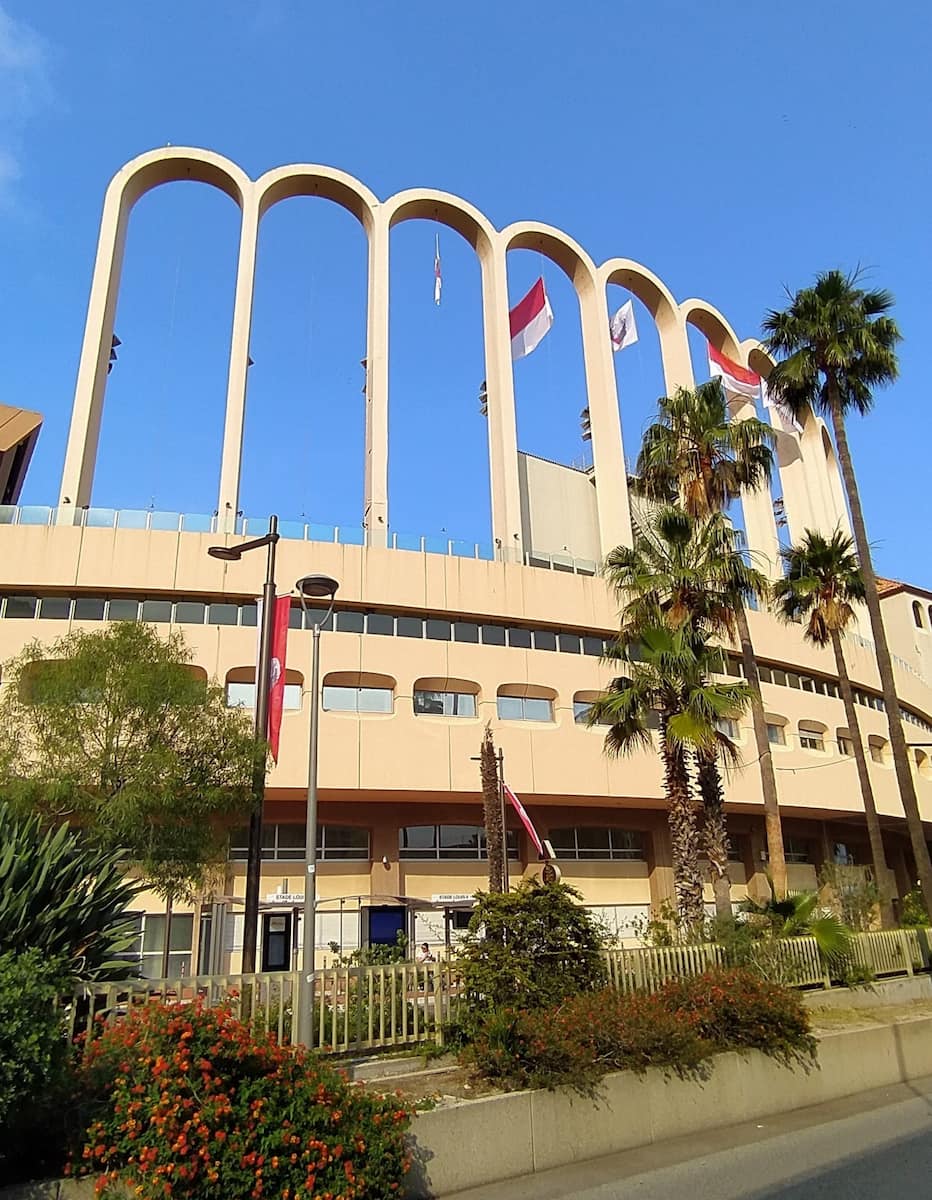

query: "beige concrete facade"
(4, 148), (927, 973)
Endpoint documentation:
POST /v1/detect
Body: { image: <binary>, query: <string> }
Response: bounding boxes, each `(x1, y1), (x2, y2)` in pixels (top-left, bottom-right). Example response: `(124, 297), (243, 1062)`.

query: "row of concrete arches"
(59, 146), (850, 570)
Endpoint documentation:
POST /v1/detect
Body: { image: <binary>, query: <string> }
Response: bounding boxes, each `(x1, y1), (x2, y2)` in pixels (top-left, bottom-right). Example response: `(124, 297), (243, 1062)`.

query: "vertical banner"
(266, 596), (291, 762)
(503, 784), (545, 858)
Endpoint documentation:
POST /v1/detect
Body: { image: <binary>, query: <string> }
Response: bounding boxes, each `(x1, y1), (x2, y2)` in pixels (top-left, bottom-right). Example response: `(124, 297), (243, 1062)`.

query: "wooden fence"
(67, 928), (932, 1057)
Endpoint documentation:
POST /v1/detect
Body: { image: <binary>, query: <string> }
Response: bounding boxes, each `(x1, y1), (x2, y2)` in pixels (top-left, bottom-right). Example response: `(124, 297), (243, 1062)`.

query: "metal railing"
(66, 929), (932, 1056)
(0, 504), (599, 576)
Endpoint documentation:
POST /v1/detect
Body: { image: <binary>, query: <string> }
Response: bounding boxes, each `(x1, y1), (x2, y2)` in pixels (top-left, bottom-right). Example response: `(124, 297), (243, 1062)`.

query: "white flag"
(762, 379), (803, 434)
(610, 300), (638, 352)
(433, 234), (442, 306)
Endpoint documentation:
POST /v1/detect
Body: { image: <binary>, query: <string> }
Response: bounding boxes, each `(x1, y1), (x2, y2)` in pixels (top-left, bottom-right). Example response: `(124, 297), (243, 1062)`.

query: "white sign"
(430, 893), (475, 905)
(265, 893), (304, 905)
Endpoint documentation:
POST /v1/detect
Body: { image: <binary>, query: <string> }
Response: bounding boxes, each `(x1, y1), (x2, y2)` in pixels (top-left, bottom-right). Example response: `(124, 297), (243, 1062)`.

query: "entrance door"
(261, 912), (293, 972)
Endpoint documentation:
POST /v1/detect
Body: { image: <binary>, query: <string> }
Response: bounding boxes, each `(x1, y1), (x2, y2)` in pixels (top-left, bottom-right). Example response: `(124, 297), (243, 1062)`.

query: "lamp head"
(207, 545), (242, 562)
(295, 574), (339, 600)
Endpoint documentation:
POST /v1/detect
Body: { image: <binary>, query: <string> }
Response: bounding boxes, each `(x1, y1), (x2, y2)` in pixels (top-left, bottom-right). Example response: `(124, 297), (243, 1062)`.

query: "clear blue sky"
(2, 2), (930, 580)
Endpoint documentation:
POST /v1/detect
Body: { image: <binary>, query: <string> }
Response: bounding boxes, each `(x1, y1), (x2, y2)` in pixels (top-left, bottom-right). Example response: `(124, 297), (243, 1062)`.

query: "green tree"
(0, 802), (140, 979)
(773, 529), (895, 927)
(633, 379), (788, 898)
(604, 507), (764, 918)
(0, 622), (258, 976)
(762, 270), (932, 917)
(588, 623), (749, 928)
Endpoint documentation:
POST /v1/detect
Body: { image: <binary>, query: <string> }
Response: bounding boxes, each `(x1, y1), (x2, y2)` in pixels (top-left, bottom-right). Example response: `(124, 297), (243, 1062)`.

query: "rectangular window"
(426, 618), (452, 641)
(766, 723), (786, 746)
(507, 627), (532, 649)
(322, 685), (392, 714)
(838, 736), (853, 756)
(771, 669), (787, 687)
(784, 838), (811, 864)
(757, 665), (773, 684)
(558, 633), (581, 654)
(174, 601), (206, 624)
(785, 672), (801, 689)
(724, 656), (744, 678)
(399, 824), (518, 860)
(229, 823), (370, 862)
(481, 624), (507, 646)
(582, 636), (605, 657)
(130, 912), (194, 979)
(108, 598), (141, 622)
(533, 630), (557, 652)
(239, 603), (258, 628)
(870, 743), (885, 764)
(207, 602), (238, 626)
(799, 733), (824, 752)
(396, 616), (423, 639)
(548, 827), (643, 861)
(366, 612), (394, 636)
(38, 596), (71, 620)
(336, 610), (365, 634)
(800, 676), (817, 693)
(141, 599), (172, 623)
(715, 717), (738, 740)
(288, 606), (304, 630)
(453, 620), (479, 643)
(414, 690), (477, 718)
(73, 597), (106, 621)
(4, 595), (38, 619)
(497, 695), (553, 722)
(226, 682), (302, 710)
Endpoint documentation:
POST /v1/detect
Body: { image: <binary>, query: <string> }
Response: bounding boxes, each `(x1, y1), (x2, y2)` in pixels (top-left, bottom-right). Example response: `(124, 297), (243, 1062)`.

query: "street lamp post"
(207, 515), (280, 975)
(294, 573), (340, 1047)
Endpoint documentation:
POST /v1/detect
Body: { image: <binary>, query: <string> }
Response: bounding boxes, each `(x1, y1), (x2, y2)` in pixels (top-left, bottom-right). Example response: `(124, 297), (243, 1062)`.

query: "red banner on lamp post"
(266, 595), (291, 762)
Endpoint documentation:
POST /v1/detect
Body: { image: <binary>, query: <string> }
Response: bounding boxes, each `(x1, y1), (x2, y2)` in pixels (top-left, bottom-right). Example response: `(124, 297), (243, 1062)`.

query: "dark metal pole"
(298, 618), (323, 1047)
(241, 515), (279, 975)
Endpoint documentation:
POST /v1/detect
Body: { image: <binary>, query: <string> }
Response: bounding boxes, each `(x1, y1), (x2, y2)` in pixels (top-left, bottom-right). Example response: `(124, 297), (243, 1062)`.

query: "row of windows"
(226, 823), (648, 863)
(0, 593), (606, 656)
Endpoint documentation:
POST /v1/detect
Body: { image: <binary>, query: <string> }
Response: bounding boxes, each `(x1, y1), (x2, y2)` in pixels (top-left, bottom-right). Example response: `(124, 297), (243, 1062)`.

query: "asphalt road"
(445, 1075), (932, 1200)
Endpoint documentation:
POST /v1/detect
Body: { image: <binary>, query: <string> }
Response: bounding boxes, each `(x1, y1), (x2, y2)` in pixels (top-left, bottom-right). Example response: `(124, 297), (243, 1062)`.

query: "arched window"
(798, 720), (827, 752)
(836, 728), (854, 756)
(927, 605), (932, 629)
(572, 690), (611, 726)
(765, 714), (787, 746)
(496, 684), (556, 723)
(322, 671), (394, 714)
(913, 601), (924, 629)
(868, 735), (890, 766)
(915, 750), (932, 781)
(413, 677), (479, 718)
(225, 666), (303, 711)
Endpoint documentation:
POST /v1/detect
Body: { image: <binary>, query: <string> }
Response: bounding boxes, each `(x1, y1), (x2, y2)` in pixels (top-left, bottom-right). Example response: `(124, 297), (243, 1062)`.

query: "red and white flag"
(707, 343), (761, 399)
(610, 300), (639, 351)
(503, 784), (545, 858)
(762, 379), (803, 435)
(256, 596), (291, 763)
(433, 234), (442, 306)
(509, 277), (553, 361)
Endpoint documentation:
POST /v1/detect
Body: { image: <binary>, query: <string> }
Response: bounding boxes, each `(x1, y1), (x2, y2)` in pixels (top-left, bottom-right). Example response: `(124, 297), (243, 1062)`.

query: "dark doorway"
(261, 912), (293, 972)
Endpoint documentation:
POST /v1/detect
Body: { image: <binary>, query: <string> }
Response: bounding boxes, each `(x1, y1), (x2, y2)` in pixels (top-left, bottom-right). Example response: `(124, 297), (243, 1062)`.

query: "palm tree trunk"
(161, 892), (174, 979)
(480, 726), (505, 894)
(830, 629), (896, 928)
(695, 750), (733, 920)
(660, 721), (705, 929)
(830, 402), (932, 919)
(735, 604), (789, 898)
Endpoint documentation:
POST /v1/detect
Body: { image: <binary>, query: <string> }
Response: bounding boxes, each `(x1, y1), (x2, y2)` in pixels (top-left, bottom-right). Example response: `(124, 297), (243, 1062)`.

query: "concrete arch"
(59, 146), (252, 517)
(602, 258), (692, 394)
(680, 297), (742, 360)
(384, 188), (497, 254)
(256, 163), (378, 228)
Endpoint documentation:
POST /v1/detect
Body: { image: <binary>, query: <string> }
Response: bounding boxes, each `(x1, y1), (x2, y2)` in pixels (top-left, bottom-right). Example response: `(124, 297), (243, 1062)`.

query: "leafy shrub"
(899, 887), (929, 928)
(0, 950), (73, 1181)
(456, 880), (607, 1034)
(71, 1000), (411, 1199)
(466, 969), (817, 1091)
(657, 969), (817, 1067)
(819, 864), (881, 932)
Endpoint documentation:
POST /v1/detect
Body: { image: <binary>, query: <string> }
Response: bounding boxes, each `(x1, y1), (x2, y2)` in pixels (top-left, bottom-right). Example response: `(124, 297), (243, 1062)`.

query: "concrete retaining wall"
(407, 1015), (932, 1197)
(803, 974), (932, 1009)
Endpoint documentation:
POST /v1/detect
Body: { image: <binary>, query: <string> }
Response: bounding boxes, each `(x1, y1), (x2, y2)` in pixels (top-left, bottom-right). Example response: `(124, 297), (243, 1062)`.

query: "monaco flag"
(509, 278), (553, 360)
(257, 595), (291, 763)
(708, 343), (761, 399)
(503, 784), (545, 858)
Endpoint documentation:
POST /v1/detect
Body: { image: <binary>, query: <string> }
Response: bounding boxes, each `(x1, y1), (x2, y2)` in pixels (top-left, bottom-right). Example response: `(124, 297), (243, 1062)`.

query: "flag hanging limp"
(707, 342), (761, 398)
(434, 234), (442, 306)
(610, 300), (638, 351)
(503, 784), (545, 858)
(509, 277), (553, 360)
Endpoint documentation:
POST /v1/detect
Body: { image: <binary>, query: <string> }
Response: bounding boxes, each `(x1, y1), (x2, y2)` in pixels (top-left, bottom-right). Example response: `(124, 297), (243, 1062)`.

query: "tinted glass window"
(508, 627), (532, 649)
(38, 597), (71, 620)
(108, 598), (140, 621)
(336, 610), (365, 634)
(414, 690), (476, 717)
(534, 630), (557, 651)
(141, 599), (172, 623)
(240, 604), (258, 627)
(5, 595), (37, 619)
(288, 606), (303, 629)
(207, 603), (238, 626)
(426, 619), (451, 641)
(399, 826), (436, 856)
(481, 624), (506, 646)
(558, 633), (581, 654)
(322, 686), (356, 712)
(366, 612), (394, 636)
(439, 825), (482, 857)
(454, 621), (479, 643)
(174, 602), (206, 624)
(524, 697), (553, 722)
(576, 827), (611, 855)
(396, 616), (423, 638)
(496, 695), (524, 720)
(74, 597), (106, 621)
(582, 636), (604, 657)
(757, 665), (773, 683)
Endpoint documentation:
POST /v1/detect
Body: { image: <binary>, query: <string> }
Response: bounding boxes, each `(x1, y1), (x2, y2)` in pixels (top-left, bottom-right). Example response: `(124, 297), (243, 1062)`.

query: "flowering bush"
(70, 1000), (411, 1200)
(658, 969), (817, 1067)
(466, 968), (817, 1092)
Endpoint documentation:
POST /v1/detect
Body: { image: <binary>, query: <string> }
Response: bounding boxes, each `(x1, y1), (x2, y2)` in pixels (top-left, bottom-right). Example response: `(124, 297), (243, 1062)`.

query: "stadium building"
(3, 147), (932, 976)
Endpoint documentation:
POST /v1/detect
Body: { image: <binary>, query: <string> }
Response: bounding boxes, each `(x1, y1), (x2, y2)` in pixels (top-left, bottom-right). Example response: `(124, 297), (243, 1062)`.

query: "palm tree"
(633, 380), (789, 897)
(772, 529), (895, 927)
(763, 270), (932, 917)
(604, 507), (766, 917)
(588, 623), (750, 929)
